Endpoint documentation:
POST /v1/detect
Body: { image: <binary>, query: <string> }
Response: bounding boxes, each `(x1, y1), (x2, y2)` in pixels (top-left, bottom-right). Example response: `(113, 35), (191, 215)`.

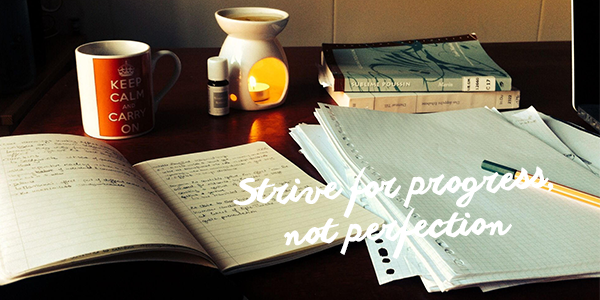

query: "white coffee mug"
(75, 40), (181, 139)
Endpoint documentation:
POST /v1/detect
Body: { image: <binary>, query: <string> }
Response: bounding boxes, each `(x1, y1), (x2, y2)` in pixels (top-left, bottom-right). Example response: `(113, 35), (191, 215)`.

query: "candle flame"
(249, 76), (257, 89)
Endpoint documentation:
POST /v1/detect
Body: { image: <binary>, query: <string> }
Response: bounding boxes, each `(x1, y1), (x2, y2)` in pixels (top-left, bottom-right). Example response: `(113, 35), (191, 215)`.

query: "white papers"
(290, 105), (600, 292)
(500, 106), (599, 176)
(538, 113), (600, 175)
(364, 229), (421, 285)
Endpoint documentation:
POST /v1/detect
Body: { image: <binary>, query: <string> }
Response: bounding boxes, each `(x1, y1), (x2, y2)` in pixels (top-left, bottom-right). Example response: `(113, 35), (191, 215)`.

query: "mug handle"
(151, 50), (182, 112)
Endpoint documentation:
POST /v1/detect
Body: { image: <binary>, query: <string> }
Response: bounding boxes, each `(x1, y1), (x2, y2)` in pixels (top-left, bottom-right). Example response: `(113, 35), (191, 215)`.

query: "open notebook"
(0, 135), (382, 285)
(291, 104), (600, 292)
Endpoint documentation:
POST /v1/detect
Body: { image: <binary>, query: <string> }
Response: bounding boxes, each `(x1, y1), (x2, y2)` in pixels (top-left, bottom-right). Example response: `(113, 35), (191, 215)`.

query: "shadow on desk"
(1, 262), (244, 299)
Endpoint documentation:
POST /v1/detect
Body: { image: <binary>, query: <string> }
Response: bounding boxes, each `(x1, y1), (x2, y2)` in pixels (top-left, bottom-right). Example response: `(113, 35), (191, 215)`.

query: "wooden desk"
(4, 44), (599, 299)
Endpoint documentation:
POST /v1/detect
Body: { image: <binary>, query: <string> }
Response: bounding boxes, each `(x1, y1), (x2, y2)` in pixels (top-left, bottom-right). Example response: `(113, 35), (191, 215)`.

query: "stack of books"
(318, 33), (520, 113)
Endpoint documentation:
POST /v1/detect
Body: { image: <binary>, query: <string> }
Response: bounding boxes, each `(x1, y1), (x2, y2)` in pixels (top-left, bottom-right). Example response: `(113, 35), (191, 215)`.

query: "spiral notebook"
(293, 104), (600, 292)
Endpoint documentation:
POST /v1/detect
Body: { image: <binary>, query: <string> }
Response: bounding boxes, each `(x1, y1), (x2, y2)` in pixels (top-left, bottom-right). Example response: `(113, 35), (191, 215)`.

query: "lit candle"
(248, 76), (270, 101)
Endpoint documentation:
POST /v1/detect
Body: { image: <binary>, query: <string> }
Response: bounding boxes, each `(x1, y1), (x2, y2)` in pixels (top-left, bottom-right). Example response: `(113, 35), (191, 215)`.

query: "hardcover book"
(321, 33), (512, 93)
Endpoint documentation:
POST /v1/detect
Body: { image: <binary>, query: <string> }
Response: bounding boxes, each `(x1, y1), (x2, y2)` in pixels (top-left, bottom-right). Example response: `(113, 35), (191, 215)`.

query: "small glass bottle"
(207, 57), (230, 116)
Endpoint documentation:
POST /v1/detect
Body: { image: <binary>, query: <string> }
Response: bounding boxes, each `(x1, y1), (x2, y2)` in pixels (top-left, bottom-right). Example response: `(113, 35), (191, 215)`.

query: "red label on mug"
(93, 54), (153, 137)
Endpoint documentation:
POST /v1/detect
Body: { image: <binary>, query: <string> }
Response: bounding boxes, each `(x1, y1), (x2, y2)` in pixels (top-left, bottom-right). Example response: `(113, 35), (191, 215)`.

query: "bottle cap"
(207, 57), (228, 81)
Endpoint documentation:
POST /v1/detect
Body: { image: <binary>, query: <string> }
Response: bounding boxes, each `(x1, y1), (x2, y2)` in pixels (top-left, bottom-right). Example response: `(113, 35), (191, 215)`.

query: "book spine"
(494, 89), (520, 109)
(344, 77), (478, 93)
(324, 86), (376, 109)
(347, 89), (521, 113)
(347, 97), (376, 110)
(339, 73), (512, 93)
(372, 93), (417, 113)
(339, 72), (512, 93)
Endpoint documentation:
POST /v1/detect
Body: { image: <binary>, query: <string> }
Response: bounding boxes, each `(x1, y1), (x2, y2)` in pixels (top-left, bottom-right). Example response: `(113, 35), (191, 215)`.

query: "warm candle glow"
(248, 76), (270, 101)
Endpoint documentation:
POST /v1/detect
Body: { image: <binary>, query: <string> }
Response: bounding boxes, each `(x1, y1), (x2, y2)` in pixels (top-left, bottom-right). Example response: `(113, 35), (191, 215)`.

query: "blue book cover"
(322, 34), (512, 92)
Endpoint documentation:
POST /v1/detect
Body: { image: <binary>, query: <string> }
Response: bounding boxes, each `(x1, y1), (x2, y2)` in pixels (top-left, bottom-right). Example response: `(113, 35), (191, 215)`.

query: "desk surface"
(4, 43), (599, 299)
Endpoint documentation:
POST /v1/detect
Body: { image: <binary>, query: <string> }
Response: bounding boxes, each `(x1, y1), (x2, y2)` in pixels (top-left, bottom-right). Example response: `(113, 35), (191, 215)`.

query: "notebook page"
(133, 142), (383, 273)
(0, 134), (208, 283)
(500, 107), (597, 176)
(316, 105), (600, 290)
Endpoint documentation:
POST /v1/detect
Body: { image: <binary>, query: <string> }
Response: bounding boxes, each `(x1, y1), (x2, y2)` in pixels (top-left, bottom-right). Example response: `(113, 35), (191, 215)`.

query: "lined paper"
(134, 142), (383, 273)
(0, 134), (207, 283)
(314, 105), (600, 291)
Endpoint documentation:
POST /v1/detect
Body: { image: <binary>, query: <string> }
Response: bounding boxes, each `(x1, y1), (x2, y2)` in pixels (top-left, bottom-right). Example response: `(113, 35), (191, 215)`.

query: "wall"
(47, 0), (571, 48)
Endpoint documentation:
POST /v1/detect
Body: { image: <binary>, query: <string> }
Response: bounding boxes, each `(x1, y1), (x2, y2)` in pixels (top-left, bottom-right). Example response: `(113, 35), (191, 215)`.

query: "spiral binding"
(323, 104), (467, 269)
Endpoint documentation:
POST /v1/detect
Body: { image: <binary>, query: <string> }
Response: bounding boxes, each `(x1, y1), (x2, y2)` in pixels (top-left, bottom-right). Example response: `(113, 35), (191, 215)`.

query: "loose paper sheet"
(312, 105), (600, 291)
(499, 106), (599, 176)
